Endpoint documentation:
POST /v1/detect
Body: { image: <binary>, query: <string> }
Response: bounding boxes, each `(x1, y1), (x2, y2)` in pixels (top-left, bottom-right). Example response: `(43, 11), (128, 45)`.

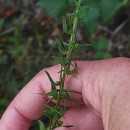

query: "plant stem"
(62, 6), (80, 87)
(46, 1), (81, 129)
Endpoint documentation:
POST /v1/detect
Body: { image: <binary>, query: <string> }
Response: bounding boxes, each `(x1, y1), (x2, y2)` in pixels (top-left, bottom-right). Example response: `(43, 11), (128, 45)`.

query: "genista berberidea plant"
(38, 0), (89, 129)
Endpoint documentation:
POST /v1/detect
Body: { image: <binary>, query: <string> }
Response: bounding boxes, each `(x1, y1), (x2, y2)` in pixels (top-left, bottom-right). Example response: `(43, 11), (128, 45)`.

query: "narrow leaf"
(52, 56), (66, 67)
(70, 62), (79, 71)
(68, 13), (75, 28)
(44, 107), (54, 118)
(46, 89), (60, 100)
(62, 41), (69, 46)
(74, 43), (90, 50)
(66, 69), (75, 77)
(56, 38), (66, 55)
(62, 17), (68, 33)
(38, 120), (46, 130)
(38, 0), (68, 18)
(0, 19), (4, 31)
(61, 90), (69, 99)
(57, 120), (63, 127)
(44, 104), (63, 117)
(45, 71), (56, 90)
(46, 97), (53, 104)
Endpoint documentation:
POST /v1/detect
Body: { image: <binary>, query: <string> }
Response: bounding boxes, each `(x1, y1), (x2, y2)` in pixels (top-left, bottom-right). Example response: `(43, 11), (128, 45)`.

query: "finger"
(1, 58), (112, 130)
(0, 63), (84, 130)
(55, 105), (104, 130)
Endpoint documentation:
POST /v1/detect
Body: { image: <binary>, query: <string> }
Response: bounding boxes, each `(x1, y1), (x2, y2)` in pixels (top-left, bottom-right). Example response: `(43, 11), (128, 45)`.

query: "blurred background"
(0, 0), (130, 129)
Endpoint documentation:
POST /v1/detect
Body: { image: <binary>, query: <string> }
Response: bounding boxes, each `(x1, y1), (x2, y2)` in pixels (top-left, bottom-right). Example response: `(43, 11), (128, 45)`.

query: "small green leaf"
(0, 98), (9, 106)
(103, 53), (113, 59)
(52, 56), (67, 67)
(68, 13), (75, 28)
(91, 37), (108, 51)
(56, 38), (66, 55)
(70, 62), (79, 71)
(46, 97), (53, 104)
(38, 120), (46, 130)
(0, 19), (4, 31)
(45, 71), (56, 90)
(44, 108), (54, 119)
(100, 0), (128, 23)
(80, 6), (99, 36)
(38, 0), (69, 18)
(74, 43), (90, 50)
(44, 104), (63, 117)
(66, 69), (75, 77)
(62, 17), (68, 33)
(93, 51), (112, 60)
(46, 89), (60, 100)
(52, 56), (64, 63)
(79, 5), (90, 22)
(61, 90), (69, 99)
(57, 120), (63, 127)
(62, 41), (69, 46)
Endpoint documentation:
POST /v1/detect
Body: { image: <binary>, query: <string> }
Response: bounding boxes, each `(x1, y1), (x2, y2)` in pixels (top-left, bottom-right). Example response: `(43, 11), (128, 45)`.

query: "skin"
(0, 57), (130, 130)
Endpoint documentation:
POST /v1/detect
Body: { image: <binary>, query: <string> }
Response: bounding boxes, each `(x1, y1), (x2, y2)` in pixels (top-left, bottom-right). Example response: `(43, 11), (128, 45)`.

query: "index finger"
(0, 63), (83, 130)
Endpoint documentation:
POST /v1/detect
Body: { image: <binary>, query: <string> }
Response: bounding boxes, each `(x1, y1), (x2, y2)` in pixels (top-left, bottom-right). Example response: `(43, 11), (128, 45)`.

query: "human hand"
(0, 57), (130, 130)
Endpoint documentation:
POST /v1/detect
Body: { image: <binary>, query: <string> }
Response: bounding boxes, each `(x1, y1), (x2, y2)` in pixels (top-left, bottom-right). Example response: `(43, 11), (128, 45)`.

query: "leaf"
(80, 6), (99, 36)
(57, 120), (63, 127)
(44, 107), (54, 119)
(103, 53), (113, 59)
(79, 5), (90, 22)
(100, 0), (128, 23)
(44, 104), (63, 117)
(52, 56), (67, 67)
(66, 69), (75, 77)
(70, 62), (79, 71)
(82, 0), (100, 6)
(0, 19), (4, 31)
(52, 56), (64, 63)
(62, 17), (68, 33)
(61, 90), (69, 99)
(37, 0), (69, 18)
(45, 71), (56, 90)
(38, 120), (46, 130)
(93, 51), (112, 60)
(74, 43), (90, 50)
(62, 41), (69, 46)
(46, 89), (60, 100)
(68, 13), (75, 28)
(91, 37), (109, 51)
(46, 97), (53, 104)
(56, 38), (66, 55)
(0, 98), (9, 106)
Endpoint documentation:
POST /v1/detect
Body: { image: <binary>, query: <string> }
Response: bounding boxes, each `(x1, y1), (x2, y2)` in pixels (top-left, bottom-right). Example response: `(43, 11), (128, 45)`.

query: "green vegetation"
(38, 0), (129, 35)
(0, 0), (130, 130)
(38, 1), (85, 129)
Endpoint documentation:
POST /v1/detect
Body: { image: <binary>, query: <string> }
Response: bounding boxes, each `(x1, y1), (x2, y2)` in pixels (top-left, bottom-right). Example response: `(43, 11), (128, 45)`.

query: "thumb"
(80, 57), (130, 130)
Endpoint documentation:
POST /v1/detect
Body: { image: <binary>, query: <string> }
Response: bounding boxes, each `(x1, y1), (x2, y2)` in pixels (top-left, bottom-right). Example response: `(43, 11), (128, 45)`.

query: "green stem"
(62, 8), (79, 87)
(47, 1), (81, 130)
